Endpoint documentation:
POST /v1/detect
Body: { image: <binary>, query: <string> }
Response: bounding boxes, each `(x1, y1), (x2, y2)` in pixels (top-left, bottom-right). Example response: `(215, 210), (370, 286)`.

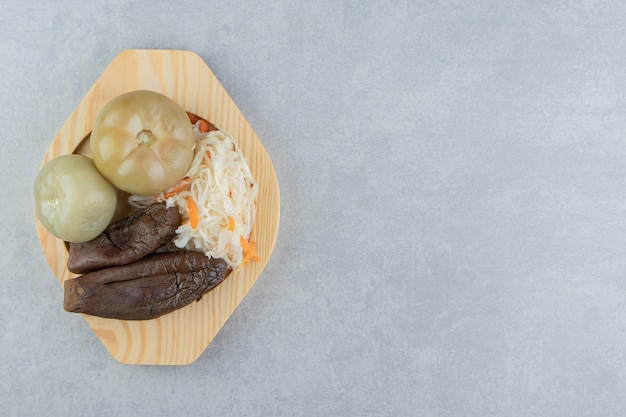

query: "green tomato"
(90, 90), (196, 196)
(34, 154), (117, 243)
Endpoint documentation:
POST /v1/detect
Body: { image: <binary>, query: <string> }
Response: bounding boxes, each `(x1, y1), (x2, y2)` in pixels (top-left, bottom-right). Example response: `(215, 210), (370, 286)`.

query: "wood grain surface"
(35, 49), (280, 365)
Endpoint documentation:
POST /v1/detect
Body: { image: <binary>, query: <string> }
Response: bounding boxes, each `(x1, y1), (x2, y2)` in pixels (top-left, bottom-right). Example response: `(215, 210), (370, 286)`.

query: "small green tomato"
(34, 154), (117, 243)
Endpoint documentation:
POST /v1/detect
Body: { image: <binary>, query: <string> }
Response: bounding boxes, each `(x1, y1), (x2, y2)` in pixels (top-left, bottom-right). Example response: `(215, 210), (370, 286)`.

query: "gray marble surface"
(3, 1), (626, 416)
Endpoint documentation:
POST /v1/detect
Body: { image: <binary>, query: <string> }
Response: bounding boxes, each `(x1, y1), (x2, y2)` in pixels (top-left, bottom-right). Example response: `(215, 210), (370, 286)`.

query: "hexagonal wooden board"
(35, 49), (280, 365)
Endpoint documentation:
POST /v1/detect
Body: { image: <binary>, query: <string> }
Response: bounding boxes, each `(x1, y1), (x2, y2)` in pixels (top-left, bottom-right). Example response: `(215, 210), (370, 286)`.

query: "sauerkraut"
(129, 123), (258, 268)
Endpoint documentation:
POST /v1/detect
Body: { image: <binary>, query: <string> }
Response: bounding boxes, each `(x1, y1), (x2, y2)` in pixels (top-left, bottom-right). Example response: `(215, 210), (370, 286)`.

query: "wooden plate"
(35, 49), (280, 365)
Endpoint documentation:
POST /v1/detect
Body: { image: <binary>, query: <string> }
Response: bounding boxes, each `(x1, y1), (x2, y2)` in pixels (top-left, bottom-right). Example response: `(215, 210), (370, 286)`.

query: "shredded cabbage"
(129, 123), (258, 268)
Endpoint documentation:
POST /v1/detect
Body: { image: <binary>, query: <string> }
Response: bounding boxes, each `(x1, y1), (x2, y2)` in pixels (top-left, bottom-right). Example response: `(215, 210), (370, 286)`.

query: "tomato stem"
(137, 130), (156, 146)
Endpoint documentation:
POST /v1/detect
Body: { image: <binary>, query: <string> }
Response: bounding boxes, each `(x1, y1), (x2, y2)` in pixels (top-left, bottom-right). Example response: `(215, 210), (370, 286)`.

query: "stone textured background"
(3, 1), (626, 416)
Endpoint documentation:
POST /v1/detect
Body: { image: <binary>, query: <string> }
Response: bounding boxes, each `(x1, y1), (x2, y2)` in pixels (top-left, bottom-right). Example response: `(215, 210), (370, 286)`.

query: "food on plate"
(90, 90), (196, 196)
(129, 125), (259, 269)
(35, 87), (261, 321)
(34, 154), (117, 243)
(64, 251), (229, 320)
(67, 202), (182, 274)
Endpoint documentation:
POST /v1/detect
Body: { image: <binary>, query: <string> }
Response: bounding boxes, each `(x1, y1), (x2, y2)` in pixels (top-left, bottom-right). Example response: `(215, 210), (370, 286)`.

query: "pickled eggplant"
(67, 202), (182, 274)
(64, 251), (230, 320)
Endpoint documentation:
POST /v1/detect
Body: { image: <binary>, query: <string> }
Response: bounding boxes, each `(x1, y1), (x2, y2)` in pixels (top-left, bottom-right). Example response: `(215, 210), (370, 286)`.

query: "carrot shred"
(199, 120), (211, 133)
(163, 177), (190, 198)
(187, 196), (199, 229)
(240, 236), (260, 265)
(227, 216), (235, 231)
